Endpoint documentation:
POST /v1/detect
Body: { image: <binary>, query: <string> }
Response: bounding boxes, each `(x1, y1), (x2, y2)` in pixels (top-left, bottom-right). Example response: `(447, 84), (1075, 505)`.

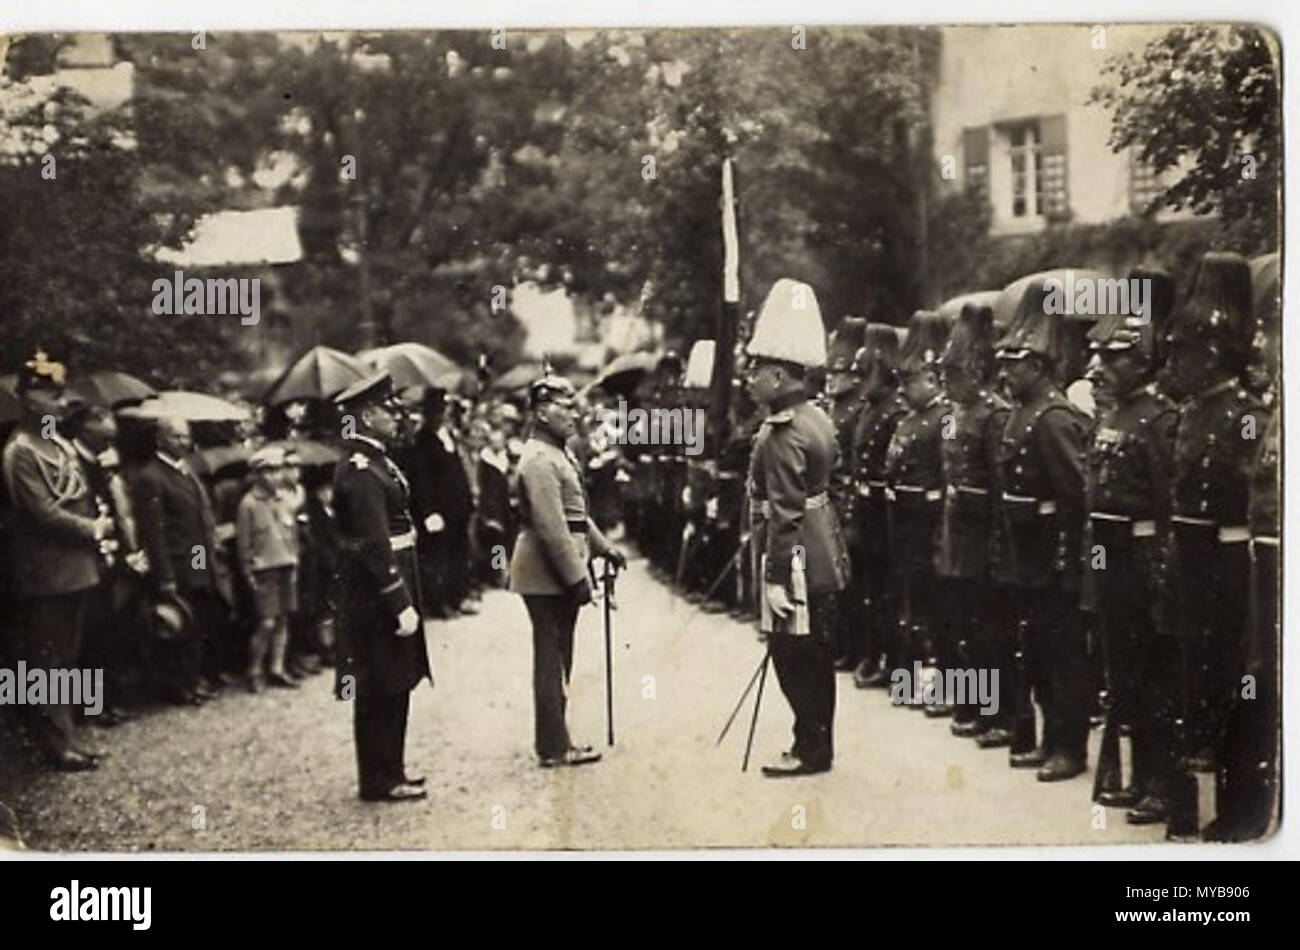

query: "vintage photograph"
(0, 21), (1281, 852)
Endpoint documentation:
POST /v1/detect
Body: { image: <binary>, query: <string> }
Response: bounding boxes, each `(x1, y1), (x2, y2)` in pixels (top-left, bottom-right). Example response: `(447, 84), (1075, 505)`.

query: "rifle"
(590, 557), (621, 746)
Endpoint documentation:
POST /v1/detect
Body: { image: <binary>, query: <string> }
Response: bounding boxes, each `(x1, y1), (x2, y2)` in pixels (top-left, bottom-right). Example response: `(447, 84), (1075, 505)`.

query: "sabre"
(741, 649), (771, 772)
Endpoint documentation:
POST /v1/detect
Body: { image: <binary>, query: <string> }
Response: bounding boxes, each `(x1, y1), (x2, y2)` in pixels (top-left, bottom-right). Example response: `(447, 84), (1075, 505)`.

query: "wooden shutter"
(1038, 114), (1068, 218)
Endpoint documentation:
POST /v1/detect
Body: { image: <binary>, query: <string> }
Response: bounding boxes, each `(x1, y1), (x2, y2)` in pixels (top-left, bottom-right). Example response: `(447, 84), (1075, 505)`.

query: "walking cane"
(716, 649), (768, 746)
(741, 649), (771, 772)
(602, 558), (618, 746)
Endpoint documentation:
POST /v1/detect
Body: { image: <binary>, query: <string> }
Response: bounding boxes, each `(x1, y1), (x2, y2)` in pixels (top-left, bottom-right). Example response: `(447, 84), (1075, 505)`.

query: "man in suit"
(510, 374), (625, 768)
(410, 387), (477, 618)
(332, 372), (432, 803)
(2, 350), (113, 771)
(744, 278), (850, 777)
(129, 414), (225, 704)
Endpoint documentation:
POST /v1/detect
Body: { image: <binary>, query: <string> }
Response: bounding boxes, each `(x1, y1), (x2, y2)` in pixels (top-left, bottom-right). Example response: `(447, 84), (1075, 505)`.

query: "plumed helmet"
(898, 310), (951, 374)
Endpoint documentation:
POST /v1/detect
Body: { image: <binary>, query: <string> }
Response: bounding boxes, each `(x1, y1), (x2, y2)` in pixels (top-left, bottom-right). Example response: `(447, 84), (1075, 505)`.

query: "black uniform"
(828, 382), (870, 665)
(333, 434), (432, 799)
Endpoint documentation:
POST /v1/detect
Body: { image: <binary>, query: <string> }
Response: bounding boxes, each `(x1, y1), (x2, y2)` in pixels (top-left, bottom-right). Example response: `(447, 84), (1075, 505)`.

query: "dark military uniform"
(884, 394), (949, 702)
(748, 393), (850, 771)
(332, 424), (432, 799)
(850, 390), (909, 685)
(1081, 382), (1176, 807)
(828, 381), (869, 664)
(994, 388), (1090, 766)
(935, 388), (1010, 731)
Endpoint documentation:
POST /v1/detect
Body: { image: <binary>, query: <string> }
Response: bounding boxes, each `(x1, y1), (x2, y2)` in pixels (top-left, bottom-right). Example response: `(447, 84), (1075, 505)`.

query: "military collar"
(346, 434), (387, 457)
(766, 389), (806, 415)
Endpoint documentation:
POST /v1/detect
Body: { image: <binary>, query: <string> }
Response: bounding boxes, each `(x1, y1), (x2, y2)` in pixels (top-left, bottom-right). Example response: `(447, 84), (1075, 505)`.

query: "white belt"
(1254, 536), (1279, 547)
(755, 490), (830, 518)
(1171, 516), (1249, 544)
(893, 485), (941, 501)
(949, 485), (988, 497)
(1002, 493), (1056, 516)
(1091, 512), (1157, 538)
(390, 530), (417, 551)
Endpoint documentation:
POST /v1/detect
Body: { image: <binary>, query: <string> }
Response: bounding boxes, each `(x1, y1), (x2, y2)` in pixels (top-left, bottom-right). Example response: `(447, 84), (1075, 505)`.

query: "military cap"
(1087, 266), (1173, 361)
(1164, 251), (1254, 369)
(529, 373), (578, 409)
(897, 310), (950, 374)
(996, 280), (1068, 369)
(939, 302), (997, 381)
(17, 347), (67, 394)
(333, 370), (395, 413)
(746, 278), (828, 368)
(851, 323), (902, 379)
(827, 317), (868, 373)
(683, 340), (716, 389)
(250, 445), (286, 470)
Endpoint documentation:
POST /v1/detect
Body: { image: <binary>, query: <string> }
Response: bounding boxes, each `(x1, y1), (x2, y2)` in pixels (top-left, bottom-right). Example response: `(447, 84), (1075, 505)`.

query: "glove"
(765, 583), (795, 620)
(572, 578), (594, 606)
(395, 606), (420, 636)
(125, 550), (149, 575)
(423, 513), (446, 534)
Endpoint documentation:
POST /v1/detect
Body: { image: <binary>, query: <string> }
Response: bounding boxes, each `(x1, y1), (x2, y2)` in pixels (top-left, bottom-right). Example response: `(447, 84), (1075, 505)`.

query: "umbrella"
(263, 346), (370, 406)
(190, 443), (252, 477)
(935, 290), (1000, 322)
(121, 390), (251, 423)
(1250, 252), (1280, 325)
(359, 342), (462, 390)
(994, 269), (1112, 329)
(491, 362), (545, 392)
(271, 438), (343, 467)
(69, 370), (156, 409)
(584, 351), (661, 397)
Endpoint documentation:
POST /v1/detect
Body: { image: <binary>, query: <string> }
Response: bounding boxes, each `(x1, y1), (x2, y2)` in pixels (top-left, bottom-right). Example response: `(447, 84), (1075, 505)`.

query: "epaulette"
(349, 453), (370, 470)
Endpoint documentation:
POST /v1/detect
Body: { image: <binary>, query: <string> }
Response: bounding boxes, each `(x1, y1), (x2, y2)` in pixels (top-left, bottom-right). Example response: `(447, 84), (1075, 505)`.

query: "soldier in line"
(510, 374), (626, 768)
(744, 278), (850, 777)
(331, 372), (432, 803)
(884, 312), (951, 712)
(934, 303), (1010, 738)
(993, 287), (1091, 782)
(849, 325), (909, 689)
(1078, 270), (1177, 821)
(1158, 252), (1264, 838)
(2, 351), (114, 771)
(823, 317), (870, 671)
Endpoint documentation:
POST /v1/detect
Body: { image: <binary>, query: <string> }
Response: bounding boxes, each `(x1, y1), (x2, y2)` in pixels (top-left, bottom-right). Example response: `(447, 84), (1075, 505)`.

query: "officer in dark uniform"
(332, 372), (432, 803)
(994, 284), (1091, 782)
(1159, 252), (1266, 840)
(935, 303), (1010, 738)
(849, 325), (909, 689)
(744, 278), (850, 777)
(824, 317), (870, 669)
(885, 311), (951, 712)
(1079, 271), (1177, 819)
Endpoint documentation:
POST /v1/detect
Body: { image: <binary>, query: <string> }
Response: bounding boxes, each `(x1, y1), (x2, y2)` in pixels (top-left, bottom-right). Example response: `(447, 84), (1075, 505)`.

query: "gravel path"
(3, 554), (1170, 852)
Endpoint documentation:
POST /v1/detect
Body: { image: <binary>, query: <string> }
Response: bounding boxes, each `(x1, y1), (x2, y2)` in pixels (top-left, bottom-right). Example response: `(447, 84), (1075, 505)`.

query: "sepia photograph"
(0, 13), (1283, 860)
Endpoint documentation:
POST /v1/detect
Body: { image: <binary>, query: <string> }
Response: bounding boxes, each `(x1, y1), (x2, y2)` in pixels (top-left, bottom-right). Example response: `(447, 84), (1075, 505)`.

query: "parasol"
(263, 346), (370, 406)
(121, 390), (251, 423)
(70, 370), (157, 409)
(359, 342), (463, 391)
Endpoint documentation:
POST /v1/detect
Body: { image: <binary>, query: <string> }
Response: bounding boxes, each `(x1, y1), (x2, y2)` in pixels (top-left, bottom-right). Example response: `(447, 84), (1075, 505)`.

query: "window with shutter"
(1038, 114), (1069, 219)
(962, 126), (989, 205)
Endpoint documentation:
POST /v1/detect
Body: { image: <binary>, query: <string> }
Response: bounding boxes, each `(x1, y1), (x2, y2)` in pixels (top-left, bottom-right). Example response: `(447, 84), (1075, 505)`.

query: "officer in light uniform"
(744, 278), (850, 777)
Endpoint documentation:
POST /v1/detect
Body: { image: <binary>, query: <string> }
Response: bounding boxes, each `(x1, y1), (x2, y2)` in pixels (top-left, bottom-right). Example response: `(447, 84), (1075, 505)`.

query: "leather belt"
(390, 529), (416, 551)
(1090, 512), (1157, 538)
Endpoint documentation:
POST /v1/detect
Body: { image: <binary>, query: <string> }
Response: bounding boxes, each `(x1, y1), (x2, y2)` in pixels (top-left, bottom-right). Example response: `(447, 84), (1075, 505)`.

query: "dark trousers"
(523, 591), (581, 759)
(1097, 605), (1150, 790)
(940, 576), (986, 725)
(80, 581), (140, 712)
(11, 590), (88, 759)
(1021, 588), (1090, 762)
(354, 690), (411, 797)
(769, 592), (837, 767)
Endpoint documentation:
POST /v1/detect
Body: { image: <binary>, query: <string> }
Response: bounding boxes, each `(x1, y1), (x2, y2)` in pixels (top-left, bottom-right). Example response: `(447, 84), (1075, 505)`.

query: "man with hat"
(744, 278), (849, 776)
(885, 311), (951, 712)
(849, 325), (910, 689)
(994, 285), (1091, 782)
(332, 372), (431, 802)
(1078, 274), (1177, 821)
(935, 303), (1011, 738)
(1158, 252), (1264, 839)
(510, 373), (625, 767)
(2, 350), (113, 770)
(824, 317), (870, 670)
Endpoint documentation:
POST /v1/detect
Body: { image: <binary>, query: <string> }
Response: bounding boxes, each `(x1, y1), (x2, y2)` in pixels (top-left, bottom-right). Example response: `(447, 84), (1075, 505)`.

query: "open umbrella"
(491, 362), (545, 393)
(584, 351), (661, 397)
(994, 269), (1112, 329)
(263, 345), (370, 406)
(359, 342), (462, 390)
(121, 390), (251, 423)
(69, 370), (156, 409)
(936, 290), (1001, 322)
